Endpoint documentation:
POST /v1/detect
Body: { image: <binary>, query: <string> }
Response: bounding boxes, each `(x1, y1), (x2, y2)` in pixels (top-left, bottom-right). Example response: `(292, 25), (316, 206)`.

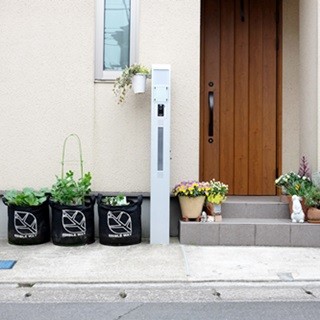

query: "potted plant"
(50, 170), (95, 246)
(173, 181), (207, 221)
(113, 63), (151, 103)
(275, 171), (313, 216)
(97, 194), (143, 246)
(205, 180), (228, 222)
(2, 188), (50, 245)
(304, 185), (320, 223)
(49, 133), (95, 246)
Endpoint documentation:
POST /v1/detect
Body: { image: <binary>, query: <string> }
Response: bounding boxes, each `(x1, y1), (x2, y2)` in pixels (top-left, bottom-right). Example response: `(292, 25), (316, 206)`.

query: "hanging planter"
(132, 74), (147, 94)
(49, 134), (95, 246)
(113, 64), (150, 104)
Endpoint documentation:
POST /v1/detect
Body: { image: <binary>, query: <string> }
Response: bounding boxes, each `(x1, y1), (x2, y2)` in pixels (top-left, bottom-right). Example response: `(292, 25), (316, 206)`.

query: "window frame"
(95, 0), (139, 80)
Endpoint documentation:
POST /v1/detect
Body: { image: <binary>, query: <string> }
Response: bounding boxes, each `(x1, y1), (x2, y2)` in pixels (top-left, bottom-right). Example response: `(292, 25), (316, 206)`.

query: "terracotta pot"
(307, 207), (320, 223)
(178, 196), (205, 220)
(205, 202), (222, 216)
(287, 195), (309, 220)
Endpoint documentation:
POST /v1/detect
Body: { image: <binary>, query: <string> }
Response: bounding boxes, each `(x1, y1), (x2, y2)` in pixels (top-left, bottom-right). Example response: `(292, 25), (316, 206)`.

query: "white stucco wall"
(0, 0), (95, 189)
(299, 0), (319, 172)
(282, 0), (300, 173)
(94, 0), (200, 192)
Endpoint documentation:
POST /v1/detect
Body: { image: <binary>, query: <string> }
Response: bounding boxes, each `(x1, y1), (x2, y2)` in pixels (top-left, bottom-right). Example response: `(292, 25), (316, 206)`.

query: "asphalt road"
(1, 283), (320, 319)
(1, 301), (320, 320)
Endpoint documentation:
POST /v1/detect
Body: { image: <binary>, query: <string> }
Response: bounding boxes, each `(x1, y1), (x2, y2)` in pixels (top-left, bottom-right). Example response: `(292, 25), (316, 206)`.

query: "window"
(95, 0), (138, 80)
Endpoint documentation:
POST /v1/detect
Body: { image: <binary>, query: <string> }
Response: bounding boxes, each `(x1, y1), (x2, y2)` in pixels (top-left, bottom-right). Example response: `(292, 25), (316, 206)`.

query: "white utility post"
(150, 64), (171, 245)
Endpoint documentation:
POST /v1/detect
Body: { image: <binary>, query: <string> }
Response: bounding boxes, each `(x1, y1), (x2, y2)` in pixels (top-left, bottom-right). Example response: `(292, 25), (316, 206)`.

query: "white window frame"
(95, 0), (139, 81)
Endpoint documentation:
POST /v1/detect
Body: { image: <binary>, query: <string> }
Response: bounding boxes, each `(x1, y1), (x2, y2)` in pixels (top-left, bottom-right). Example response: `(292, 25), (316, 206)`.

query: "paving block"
(219, 224), (255, 246)
(179, 222), (220, 245)
(255, 224), (290, 246)
(179, 222), (202, 245)
(199, 223), (219, 245)
(291, 224), (320, 247)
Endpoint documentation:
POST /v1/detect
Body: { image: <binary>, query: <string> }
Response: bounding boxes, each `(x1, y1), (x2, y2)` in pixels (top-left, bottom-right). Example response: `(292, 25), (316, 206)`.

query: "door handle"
(208, 91), (214, 143)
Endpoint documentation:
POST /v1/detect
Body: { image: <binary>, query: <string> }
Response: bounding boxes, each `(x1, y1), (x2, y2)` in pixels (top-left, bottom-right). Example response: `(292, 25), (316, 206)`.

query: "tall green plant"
(51, 170), (91, 205)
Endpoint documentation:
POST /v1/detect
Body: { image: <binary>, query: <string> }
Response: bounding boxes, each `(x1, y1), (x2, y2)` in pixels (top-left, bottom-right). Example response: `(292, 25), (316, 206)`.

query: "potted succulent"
(205, 180), (228, 222)
(97, 194), (143, 246)
(49, 133), (95, 246)
(113, 63), (151, 103)
(2, 188), (50, 245)
(173, 181), (208, 221)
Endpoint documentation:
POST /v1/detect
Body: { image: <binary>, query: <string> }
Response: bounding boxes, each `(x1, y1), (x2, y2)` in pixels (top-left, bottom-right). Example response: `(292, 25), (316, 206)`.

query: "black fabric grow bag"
(2, 199), (50, 245)
(49, 196), (95, 246)
(98, 195), (142, 246)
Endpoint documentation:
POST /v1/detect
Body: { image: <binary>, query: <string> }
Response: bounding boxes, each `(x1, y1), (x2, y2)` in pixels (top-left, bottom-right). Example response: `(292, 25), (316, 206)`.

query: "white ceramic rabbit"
(291, 195), (305, 223)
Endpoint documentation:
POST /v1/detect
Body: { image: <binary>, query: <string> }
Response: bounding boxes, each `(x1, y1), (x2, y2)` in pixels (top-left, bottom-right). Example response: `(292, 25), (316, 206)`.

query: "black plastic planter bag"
(2, 199), (50, 245)
(98, 195), (143, 246)
(50, 196), (95, 246)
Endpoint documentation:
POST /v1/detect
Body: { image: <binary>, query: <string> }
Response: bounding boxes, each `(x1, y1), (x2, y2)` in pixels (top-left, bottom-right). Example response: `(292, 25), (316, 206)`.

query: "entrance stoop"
(179, 196), (320, 247)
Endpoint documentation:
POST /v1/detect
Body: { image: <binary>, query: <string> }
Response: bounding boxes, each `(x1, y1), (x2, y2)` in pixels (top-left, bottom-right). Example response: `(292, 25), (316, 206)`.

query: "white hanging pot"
(132, 74), (147, 94)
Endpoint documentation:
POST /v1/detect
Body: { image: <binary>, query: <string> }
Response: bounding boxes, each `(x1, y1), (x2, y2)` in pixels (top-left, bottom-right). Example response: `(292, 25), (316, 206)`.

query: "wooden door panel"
(200, 0), (278, 195)
(219, 0), (235, 193)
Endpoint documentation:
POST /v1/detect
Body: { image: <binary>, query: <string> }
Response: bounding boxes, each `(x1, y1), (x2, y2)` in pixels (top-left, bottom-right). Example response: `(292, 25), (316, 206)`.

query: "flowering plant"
(275, 171), (313, 197)
(172, 181), (208, 198)
(206, 180), (228, 204)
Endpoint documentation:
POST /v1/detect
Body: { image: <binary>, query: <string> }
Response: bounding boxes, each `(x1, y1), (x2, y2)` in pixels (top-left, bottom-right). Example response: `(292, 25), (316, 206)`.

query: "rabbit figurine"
(291, 195), (305, 223)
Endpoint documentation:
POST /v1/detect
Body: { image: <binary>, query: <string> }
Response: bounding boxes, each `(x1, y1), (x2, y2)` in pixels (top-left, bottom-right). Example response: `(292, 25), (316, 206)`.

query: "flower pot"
(178, 196), (205, 221)
(98, 195), (143, 246)
(3, 200), (50, 245)
(132, 74), (147, 93)
(49, 196), (95, 246)
(307, 207), (320, 223)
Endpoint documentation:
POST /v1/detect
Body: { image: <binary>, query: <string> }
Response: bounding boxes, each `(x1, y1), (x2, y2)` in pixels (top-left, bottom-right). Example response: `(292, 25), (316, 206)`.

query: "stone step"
(179, 218), (320, 247)
(221, 196), (290, 219)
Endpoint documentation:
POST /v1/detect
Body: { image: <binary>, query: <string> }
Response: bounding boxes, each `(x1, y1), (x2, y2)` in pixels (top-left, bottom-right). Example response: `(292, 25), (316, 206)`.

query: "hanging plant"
(113, 64), (150, 104)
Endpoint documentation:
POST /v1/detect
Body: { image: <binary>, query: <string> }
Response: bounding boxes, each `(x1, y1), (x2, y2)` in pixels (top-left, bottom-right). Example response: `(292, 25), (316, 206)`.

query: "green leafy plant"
(206, 180), (229, 204)
(275, 171), (313, 197)
(113, 63), (150, 104)
(4, 188), (48, 206)
(102, 194), (129, 206)
(304, 185), (320, 208)
(51, 170), (92, 205)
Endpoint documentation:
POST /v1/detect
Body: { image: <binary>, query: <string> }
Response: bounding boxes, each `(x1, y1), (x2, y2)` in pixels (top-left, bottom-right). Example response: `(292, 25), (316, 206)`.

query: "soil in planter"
(4, 201), (50, 245)
(50, 196), (95, 246)
(98, 195), (142, 246)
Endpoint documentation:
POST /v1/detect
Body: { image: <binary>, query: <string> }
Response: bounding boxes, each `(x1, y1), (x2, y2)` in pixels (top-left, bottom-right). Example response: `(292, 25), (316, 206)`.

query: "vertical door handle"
(208, 91), (214, 143)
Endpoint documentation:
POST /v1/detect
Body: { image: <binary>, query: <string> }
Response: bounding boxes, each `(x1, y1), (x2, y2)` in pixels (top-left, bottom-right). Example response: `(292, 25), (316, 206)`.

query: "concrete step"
(221, 196), (290, 219)
(179, 218), (320, 247)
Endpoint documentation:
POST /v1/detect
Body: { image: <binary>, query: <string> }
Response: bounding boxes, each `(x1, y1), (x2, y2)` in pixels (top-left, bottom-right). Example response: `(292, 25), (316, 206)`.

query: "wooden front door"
(200, 0), (280, 195)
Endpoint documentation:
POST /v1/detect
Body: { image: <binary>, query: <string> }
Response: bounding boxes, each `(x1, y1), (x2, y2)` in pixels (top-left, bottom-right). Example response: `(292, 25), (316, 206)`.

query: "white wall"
(299, 0), (319, 172)
(93, 0), (201, 192)
(0, 0), (95, 190)
(282, 0), (300, 173)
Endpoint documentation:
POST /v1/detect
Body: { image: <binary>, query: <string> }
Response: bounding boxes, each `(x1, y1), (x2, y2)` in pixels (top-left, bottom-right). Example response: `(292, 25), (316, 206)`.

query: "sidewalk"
(1, 238), (320, 284)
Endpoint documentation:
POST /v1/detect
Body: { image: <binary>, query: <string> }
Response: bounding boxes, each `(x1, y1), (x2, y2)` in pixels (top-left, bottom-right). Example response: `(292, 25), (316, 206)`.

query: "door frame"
(199, 0), (283, 194)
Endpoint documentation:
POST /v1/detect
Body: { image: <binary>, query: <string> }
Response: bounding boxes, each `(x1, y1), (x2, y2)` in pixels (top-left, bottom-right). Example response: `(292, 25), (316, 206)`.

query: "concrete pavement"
(1, 238), (320, 284)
